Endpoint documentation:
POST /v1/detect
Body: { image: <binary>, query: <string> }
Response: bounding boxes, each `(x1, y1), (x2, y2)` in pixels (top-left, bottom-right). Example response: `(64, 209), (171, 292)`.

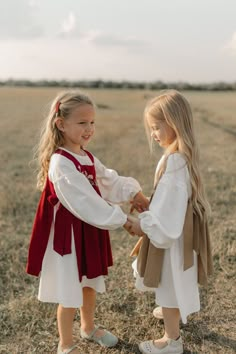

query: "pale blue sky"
(0, 0), (236, 83)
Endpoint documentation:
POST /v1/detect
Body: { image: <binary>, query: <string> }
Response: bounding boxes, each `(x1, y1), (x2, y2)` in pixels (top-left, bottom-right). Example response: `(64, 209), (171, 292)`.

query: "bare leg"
(57, 305), (79, 352)
(162, 307), (180, 339)
(80, 287), (104, 337)
(153, 307), (180, 348)
(80, 287), (96, 333)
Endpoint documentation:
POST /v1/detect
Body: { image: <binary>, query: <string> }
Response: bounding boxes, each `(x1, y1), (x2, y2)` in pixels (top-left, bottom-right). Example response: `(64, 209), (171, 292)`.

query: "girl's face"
(147, 114), (176, 148)
(56, 104), (95, 153)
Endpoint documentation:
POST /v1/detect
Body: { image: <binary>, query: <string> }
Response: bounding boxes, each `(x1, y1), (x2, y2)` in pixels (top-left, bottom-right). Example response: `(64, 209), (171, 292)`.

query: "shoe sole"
(139, 343), (183, 354)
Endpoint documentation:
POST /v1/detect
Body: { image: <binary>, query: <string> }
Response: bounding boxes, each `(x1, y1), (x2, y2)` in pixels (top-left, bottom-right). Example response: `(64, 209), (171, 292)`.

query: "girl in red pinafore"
(26, 90), (149, 354)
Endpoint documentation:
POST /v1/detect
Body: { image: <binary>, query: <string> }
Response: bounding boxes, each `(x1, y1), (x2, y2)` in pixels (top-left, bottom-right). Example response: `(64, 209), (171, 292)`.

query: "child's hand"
(123, 220), (135, 236)
(130, 191), (149, 213)
(127, 215), (145, 237)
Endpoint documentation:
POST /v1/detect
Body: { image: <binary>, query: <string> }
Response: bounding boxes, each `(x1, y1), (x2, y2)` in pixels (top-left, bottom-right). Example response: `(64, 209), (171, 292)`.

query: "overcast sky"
(0, 0), (236, 83)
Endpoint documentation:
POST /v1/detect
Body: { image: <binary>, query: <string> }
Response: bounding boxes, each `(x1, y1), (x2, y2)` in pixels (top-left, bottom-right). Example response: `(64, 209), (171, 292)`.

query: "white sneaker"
(139, 337), (183, 354)
(153, 306), (163, 320)
(57, 343), (78, 354)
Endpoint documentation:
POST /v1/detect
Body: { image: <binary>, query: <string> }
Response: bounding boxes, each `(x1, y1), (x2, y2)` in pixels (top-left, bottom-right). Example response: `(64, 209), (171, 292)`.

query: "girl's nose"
(86, 124), (94, 132)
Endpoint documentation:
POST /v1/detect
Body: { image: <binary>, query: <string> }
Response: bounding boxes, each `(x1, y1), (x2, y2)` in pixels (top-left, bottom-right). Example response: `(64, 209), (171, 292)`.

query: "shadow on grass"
(203, 331), (236, 351)
(184, 322), (236, 353)
(117, 340), (140, 353)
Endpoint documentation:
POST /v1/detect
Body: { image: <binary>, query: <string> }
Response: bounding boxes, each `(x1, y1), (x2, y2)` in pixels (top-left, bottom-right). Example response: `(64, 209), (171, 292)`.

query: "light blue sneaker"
(80, 325), (118, 347)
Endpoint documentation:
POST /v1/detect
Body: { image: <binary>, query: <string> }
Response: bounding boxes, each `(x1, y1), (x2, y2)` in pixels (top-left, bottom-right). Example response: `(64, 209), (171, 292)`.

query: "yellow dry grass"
(0, 87), (235, 354)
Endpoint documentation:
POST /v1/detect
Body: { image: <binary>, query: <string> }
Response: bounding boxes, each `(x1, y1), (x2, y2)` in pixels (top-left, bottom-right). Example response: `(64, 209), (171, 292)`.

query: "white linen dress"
(38, 148), (141, 308)
(132, 153), (200, 324)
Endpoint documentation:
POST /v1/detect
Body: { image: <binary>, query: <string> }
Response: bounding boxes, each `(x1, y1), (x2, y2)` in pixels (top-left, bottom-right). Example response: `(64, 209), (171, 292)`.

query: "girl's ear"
(55, 118), (64, 132)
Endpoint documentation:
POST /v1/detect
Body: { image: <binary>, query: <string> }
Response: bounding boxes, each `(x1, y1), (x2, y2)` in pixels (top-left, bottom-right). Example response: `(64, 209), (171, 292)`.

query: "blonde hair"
(35, 90), (94, 190)
(144, 90), (210, 218)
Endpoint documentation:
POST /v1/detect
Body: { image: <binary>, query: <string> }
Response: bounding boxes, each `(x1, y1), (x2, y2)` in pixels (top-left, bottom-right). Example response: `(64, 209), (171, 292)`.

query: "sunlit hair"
(144, 90), (210, 218)
(35, 90), (95, 191)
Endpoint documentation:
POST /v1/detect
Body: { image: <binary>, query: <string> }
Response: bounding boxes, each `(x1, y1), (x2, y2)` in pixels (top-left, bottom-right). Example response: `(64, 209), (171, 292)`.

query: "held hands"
(124, 191), (149, 236)
(123, 217), (144, 237)
(127, 214), (145, 237)
(123, 220), (135, 236)
(123, 217), (144, 258)
(130, 191), (149, 213)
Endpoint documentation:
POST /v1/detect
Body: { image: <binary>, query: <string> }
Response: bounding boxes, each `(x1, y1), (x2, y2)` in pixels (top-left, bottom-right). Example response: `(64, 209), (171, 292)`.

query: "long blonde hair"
(144, 90), (210, 218)
(35, 90), (94, 191)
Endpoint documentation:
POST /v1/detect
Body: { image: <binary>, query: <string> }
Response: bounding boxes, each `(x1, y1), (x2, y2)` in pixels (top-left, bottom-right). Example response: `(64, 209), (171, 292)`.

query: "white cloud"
(223, 31), (236, 54)
(81, 29), (149, 50)
(58, 12), (78, 38)
(81, 29), (102, 42)
(56, 22), (149, 51)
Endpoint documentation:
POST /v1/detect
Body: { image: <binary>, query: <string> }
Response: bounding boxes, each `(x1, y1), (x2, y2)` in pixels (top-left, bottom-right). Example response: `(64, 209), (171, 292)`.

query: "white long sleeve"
(94, 156), (141, 204)
(48, 151), (141, 230)
(139, 153), (190, 248)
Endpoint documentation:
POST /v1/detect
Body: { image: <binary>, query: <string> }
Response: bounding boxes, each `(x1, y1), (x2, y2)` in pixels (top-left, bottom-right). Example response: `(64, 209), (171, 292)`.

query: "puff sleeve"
(139, 153), (190, 248)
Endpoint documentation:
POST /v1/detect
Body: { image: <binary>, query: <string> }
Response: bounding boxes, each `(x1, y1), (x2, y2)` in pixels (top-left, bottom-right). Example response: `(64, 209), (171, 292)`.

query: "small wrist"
(131, 190), (141, 199)
(123, 216), (128, 226)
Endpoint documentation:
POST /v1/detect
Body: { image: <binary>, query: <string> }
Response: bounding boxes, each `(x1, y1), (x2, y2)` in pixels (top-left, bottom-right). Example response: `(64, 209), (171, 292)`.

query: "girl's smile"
(56, 104), (95, 154)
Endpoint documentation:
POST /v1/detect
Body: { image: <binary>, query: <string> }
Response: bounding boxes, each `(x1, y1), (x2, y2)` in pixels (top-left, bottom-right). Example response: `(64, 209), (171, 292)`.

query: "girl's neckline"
(59, 147), (89, 158)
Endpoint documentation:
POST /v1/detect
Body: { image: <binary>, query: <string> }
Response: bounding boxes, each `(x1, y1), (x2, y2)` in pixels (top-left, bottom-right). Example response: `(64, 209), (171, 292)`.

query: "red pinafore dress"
(26, 148), (113, 282)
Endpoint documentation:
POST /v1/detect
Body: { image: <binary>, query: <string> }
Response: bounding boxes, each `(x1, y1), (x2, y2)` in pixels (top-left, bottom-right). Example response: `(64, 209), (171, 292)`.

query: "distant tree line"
(1, 79), (236, 91)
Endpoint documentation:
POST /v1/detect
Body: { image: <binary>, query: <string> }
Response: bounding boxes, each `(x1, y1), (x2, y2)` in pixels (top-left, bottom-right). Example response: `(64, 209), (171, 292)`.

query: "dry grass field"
(0, 87), (235, 354)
